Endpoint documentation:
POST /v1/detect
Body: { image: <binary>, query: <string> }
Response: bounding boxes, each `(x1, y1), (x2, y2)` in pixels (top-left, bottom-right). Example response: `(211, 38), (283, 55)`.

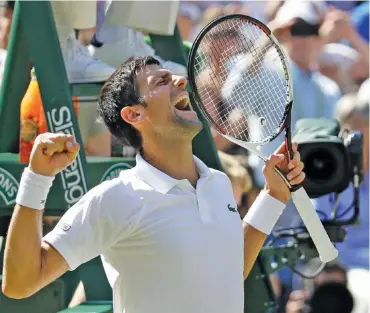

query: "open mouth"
(173, 94), (191, 111)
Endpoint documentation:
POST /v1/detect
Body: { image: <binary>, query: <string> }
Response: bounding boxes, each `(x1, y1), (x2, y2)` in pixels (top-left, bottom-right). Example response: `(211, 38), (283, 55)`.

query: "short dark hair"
(310, 281), (354, 313)
(98, 56), (160, 150)
(323, 261), (347, 277)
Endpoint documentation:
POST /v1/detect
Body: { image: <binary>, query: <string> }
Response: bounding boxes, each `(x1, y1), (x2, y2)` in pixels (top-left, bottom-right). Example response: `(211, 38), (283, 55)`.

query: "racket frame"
(187, 13), (339, 263)
(188, 14), (295, 188)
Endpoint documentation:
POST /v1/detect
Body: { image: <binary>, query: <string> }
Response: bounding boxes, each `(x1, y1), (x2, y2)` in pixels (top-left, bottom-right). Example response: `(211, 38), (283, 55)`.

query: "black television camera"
(293, 118), (363, 199)
(292, 117), (363, 239)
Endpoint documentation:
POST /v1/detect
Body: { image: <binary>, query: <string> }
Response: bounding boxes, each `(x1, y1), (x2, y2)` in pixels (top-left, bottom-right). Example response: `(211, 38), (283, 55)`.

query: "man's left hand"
(263, 142), (305, 203)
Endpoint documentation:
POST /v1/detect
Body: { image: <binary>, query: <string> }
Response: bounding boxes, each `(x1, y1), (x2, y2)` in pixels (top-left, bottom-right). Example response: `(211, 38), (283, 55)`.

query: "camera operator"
(286, 261), (353, 313)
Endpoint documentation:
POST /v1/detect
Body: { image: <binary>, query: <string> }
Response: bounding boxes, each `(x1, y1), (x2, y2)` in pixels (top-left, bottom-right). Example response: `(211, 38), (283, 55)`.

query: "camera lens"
(305, 149), (337, 180)
(298, 142), (350, 198)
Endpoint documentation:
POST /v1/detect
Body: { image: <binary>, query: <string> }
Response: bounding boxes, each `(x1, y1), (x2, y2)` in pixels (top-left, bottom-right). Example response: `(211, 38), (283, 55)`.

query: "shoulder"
(209, 168), (233, 189)
(315, 73), (341, 97)
(86, 175), (128, 201)
(71, 169), (143, 213)
(210, 168), (229, 179)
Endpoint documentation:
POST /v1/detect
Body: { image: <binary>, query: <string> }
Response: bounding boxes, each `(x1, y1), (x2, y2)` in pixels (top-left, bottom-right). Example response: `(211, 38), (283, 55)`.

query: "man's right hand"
(29, 133), (80, 177)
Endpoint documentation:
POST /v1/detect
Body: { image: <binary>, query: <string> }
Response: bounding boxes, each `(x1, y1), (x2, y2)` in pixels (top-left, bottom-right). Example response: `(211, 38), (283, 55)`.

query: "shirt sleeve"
(43, 186), (119, 271)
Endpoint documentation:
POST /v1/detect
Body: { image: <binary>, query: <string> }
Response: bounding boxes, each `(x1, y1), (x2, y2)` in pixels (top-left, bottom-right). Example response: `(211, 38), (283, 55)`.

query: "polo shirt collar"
(130, 153), (212, 194)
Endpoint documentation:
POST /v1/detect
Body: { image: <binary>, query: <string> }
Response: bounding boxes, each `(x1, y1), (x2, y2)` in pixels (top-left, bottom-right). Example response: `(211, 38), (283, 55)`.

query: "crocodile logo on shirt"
(228, 204), (238, 213)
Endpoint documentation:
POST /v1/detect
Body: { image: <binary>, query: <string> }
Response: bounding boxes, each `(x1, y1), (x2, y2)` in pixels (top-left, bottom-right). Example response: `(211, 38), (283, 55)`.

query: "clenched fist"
(29, 133), (80, 177)
(263, 142), (305, 204)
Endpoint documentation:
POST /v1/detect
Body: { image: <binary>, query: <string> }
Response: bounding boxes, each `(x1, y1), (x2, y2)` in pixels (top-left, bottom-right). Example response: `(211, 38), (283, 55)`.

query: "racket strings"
(193, 17), (290, 143)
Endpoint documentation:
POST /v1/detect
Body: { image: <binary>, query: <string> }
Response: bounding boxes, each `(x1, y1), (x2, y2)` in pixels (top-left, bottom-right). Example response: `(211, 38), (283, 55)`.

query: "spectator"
(328, 0), (359, 12)
(0, 1), (12, 49)
(233, 154), (261, 211)
(309, 281), (354, 313)
(218, 151), (252, 218)
(88, 0), (187, 76)
(177, 1), (202, 41)
(311, 259), (348, 287)
(286, 261), (352, 313)
(0, 1), (13, 83)
(0, 1), (115, 84)
(319, 6), (369, 81)
(264, 0), (285, 23)
(50, 1), (115, 83)
(240, 1), (342, 188)
(240, 0), (343, 300)
(196, 4), (259, 156)
(318, 42), (368, 93)
(352, 1), (369, 42)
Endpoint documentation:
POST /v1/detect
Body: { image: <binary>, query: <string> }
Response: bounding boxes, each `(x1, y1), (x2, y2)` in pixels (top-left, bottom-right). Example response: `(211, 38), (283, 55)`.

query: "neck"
(284, 46), (316, 72)
(292, 57), (319, 72)
(141, 137), (199, 187)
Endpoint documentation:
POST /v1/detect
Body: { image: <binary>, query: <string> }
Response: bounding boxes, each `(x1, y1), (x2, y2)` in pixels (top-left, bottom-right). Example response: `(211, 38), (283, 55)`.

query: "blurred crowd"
(0, 1), (368, 313)
(178, 2), (369, 313)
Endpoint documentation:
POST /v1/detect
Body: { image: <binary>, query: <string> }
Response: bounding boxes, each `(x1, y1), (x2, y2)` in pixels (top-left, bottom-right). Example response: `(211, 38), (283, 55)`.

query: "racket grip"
(291, 187), (339, 263)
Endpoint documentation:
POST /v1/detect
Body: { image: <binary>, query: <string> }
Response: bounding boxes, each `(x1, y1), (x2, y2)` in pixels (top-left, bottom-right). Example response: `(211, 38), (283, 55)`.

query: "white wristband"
(16, 168), (55, 210)
(243, 190), (286, 235)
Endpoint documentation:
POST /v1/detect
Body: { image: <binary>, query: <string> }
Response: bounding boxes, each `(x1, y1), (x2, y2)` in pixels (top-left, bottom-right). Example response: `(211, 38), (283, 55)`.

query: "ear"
(120, 105), (146, 126)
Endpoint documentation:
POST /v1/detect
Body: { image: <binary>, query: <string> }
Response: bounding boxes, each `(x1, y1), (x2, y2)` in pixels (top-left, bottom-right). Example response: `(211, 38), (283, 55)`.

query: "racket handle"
(291, 187), (339, 263)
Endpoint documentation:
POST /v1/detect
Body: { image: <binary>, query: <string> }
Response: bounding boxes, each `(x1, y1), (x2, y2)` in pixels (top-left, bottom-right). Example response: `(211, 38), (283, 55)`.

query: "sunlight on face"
(136, 64), (203, 140)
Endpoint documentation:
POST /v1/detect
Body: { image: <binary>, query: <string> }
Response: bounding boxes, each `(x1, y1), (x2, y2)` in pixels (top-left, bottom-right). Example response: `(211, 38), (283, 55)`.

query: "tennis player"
(2, 56), (305, 313)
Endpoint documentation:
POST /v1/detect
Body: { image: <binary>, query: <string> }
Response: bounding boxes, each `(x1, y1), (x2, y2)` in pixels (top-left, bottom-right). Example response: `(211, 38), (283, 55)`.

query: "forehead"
(136, 64), (170, 90)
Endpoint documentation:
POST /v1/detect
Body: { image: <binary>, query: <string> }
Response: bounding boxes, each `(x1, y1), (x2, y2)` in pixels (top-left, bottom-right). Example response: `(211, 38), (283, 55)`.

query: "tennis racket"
(187, 14), (338, 263)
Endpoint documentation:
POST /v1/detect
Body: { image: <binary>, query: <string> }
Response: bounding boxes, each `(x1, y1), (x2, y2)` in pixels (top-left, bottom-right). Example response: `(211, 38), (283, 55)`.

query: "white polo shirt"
(44, 154), (283, 313)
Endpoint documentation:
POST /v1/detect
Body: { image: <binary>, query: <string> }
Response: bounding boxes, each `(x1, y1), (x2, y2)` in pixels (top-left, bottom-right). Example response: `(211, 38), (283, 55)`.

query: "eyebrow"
(149, 72), (171, 85)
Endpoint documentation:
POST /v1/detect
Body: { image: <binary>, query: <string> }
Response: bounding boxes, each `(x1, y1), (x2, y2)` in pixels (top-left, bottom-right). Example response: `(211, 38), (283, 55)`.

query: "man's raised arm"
(2, 133), (79, 298)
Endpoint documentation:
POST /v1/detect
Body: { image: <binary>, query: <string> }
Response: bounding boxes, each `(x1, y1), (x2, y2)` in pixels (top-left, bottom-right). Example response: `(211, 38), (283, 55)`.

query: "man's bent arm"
(242, 189), (287, 280)
(2, 205), (69, 299)
(242, 142), (304, 279)
(242, 222), (268, 280)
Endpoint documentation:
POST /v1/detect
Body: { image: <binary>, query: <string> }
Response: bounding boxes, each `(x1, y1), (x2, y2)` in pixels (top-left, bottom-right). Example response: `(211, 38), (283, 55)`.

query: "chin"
(174, 118), (203, 139)
(180, 116), (203, 128)
(182, 120), (203, 136)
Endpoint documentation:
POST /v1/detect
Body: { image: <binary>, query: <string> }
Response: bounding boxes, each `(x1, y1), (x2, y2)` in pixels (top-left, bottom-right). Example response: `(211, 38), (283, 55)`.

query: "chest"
(114, 187), (244, 267)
